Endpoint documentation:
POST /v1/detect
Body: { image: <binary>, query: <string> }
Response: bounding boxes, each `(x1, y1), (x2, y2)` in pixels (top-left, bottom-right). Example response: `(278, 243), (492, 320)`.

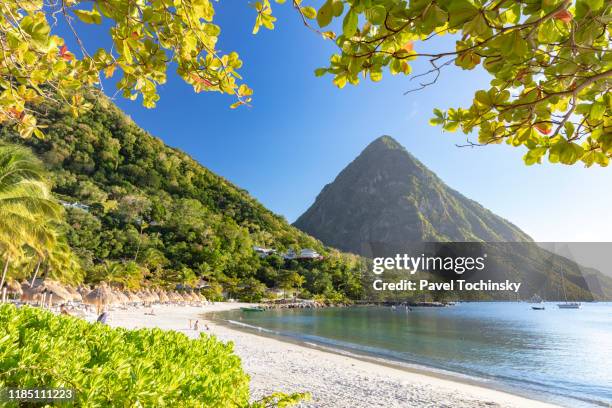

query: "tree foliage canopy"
(0, 0), (609, 167)
(300, 0), (611, 166)
(0, 0), (252, 139)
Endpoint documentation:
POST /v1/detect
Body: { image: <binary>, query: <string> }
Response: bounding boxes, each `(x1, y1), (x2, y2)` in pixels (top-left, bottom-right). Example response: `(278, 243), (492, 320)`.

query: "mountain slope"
(295, 136), (531, 257)
(294, 136), (612, 300)
(0, 98), (365, 300)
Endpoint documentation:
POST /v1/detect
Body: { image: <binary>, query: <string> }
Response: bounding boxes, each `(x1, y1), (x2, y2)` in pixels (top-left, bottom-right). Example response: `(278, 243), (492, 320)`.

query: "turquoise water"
(214, 303), (612, 407)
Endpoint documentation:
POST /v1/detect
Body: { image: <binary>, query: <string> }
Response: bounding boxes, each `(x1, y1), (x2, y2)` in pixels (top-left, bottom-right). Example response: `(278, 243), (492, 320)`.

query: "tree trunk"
(30, 259), (42, 287)
(0, 254), (10, 291)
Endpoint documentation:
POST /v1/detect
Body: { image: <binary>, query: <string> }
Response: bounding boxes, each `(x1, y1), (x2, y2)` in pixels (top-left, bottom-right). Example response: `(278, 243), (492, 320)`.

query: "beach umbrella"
(135, 290), (146, 302)
(65, 285), (82, 302)
(84, 283), (114, 311)
(157, 290), (170, 303)
(136, 290), (147, 302)
(23, 280), (72, 304)
(6, 280), (23, 297)
(21, 282), (42, 302)
(140, 289), (151, 302)
(114, 290), (129, 304)
(149, 290), (160, 303)
(125, 291), (139, 304)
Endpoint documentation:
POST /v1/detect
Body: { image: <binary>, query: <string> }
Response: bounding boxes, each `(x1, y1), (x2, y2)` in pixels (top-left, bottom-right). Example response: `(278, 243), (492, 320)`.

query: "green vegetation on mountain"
(295, 136), (532, 254)
(0, 98), (365, 301)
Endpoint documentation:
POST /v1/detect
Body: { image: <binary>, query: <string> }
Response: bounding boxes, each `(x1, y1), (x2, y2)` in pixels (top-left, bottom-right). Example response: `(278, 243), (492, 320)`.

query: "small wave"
(226, 320), (279, 335)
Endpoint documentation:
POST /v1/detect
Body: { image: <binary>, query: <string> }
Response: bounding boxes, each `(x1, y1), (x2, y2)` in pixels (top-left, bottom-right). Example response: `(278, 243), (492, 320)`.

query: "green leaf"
(317, 0), (334, 28)
(549, 141), (584, 165)
(365, 5), (386, 25)
(523, 147), (547, 165)
(343, 9), (358, 37)
(579, 0), (604, 11)
(332, 0), (344, 17)
(301, 6), (317, 19)
(447, 0), (479, 27)
(314, 68), (327, 77)
(73, 8), (102, 25)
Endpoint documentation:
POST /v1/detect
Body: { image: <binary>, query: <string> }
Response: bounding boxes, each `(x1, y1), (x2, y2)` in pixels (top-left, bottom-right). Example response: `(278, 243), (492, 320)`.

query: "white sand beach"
(108, 304), (559, 408)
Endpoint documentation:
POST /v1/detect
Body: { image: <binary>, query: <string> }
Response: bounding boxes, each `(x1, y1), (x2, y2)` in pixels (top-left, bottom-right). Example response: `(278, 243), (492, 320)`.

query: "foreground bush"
(0, 305), (305, 407)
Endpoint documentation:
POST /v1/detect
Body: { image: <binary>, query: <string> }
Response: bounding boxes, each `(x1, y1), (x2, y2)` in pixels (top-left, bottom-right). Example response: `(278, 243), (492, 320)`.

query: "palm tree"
(0, 144), (62, 290)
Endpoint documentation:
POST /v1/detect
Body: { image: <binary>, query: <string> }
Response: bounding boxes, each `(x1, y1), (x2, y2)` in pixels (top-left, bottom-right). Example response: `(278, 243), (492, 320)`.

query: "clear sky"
(59, 3), (611, 242)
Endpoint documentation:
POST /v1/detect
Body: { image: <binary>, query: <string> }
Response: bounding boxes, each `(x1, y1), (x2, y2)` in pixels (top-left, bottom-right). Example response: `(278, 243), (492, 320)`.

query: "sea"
(213, 302), (612, 407)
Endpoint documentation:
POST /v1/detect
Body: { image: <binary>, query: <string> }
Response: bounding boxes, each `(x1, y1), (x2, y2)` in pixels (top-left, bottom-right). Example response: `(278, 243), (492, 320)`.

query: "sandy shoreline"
(107, 303), (560, 408)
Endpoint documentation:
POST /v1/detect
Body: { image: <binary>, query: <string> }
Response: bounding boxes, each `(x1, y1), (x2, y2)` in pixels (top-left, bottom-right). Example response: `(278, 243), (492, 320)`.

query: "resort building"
(298, 248), (322, 260)
(253, 246), (276, 258)
(59, 200), (90, 212)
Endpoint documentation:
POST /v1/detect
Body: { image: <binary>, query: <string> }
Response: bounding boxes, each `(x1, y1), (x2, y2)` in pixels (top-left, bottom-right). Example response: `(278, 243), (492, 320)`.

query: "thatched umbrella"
(113, 290), (129, 304)
(84, 283), (114, 313)
(133, 292), (143, 304)
(6, 280), (23, 297)
(149, 290), (160, 303)
(157, 290), (170, 303)
(125, 291), (140, 304)
(23, 280), (72, 305)
(21, 283), (42, 302)
(146, 290), (156, 302)
(65, 285), (82, 302)
(166, 291), (178, 302)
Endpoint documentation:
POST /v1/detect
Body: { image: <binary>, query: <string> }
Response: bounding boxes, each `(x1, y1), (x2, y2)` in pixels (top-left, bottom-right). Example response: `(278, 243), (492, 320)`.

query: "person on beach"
(193, 320), (199, 331)
(96, 310), (109, 324)
(60, 304), (71, 315)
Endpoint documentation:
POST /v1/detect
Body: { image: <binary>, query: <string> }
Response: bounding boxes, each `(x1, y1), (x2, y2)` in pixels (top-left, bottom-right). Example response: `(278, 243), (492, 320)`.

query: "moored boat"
(241, 306), (265, 312)
(557, 302), (581, 309)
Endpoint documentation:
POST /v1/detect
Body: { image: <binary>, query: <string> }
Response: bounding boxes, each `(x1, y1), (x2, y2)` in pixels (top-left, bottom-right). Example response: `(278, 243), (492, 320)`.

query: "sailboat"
(557, 269), (581, 309)
(530, 294), (545, 310)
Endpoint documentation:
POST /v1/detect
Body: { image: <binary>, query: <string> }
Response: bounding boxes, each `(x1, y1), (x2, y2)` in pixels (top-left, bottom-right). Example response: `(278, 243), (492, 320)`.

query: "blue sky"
(59, 3), (611, 242)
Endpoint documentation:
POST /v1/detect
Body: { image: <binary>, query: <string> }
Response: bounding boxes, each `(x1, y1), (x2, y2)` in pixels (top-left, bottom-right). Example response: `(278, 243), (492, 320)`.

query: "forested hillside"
(0, 98), (365, 301)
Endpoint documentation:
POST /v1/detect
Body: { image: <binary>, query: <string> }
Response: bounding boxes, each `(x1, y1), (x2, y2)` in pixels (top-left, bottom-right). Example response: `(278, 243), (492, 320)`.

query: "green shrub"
(0, 305), (306, 407)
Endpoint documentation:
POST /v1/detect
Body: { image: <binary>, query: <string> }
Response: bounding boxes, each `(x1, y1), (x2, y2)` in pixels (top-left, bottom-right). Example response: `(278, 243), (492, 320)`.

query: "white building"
(298, 248), (321, 259)
(253, 246), (276, 258)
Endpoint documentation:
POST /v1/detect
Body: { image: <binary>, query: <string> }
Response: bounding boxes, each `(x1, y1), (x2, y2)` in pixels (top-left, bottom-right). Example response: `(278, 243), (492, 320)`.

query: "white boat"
(557, 302), (581, 309)
(557, 269), (581, 309)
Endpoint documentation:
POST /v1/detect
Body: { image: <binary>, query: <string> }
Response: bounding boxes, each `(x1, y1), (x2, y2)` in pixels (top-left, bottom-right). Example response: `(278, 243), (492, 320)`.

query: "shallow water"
(216, 302), (612, 407)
